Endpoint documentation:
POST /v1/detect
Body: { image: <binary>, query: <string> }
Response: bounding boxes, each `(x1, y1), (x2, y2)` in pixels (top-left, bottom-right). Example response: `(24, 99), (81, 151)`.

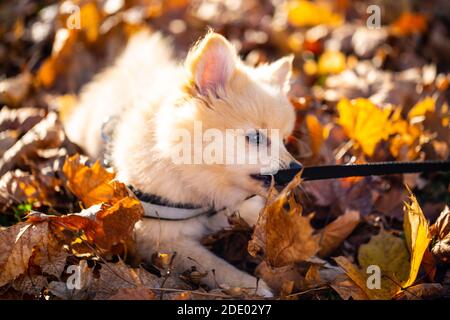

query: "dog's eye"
(246, 131), (266, 145)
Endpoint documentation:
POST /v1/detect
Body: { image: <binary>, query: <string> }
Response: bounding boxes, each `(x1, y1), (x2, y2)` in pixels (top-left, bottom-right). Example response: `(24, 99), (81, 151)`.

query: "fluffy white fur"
(64, 30), (298, 296)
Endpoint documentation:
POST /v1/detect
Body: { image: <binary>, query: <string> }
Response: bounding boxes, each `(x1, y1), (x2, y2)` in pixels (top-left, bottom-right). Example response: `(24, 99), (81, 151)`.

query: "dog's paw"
(256, 280), (274, 298)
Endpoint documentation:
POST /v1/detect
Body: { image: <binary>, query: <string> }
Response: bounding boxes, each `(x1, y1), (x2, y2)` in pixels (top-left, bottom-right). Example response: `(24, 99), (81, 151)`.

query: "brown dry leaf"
(56, 154), (143, 251)
(108, 287), (156, 300)
(255, 261), (305, 294)
(330, 273), (369, 300)
(333, 256), (387, 300)
(0, 72), (32, 106)
(0, 222), (49, 286)
(396, 283), (444, 300)
(12, 274), (48, 297)
(318, 209), (360, 257)
(0, 170), (48, 210)
(0, 107), (46, 134)
(89, 260), (159, 300)
(0, 112), (65, 176)
(248, 174), (320, 267)
(28, 196), (142, 253)
(430, 206), (450, 264)
(36, 28), (78, 88)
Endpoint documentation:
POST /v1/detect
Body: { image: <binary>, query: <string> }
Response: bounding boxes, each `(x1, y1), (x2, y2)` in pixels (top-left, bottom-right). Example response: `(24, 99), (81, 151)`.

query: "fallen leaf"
(402, 189), (432, 288)
(0, 112), (65, 177)
(62, 154), (117, 207)
(430, 206), (450, 264)
(334, 256), (387, 299)
(305, 113), (324, 156)
(330, 273), (369, 300)
(287, 0), (343, 27)
(108, 287), (156, 300)
(318, 50), (346, 75)
(0, 222), (49, 286)
(396, 283), (444, 300)
(0, 72), (32, 106)
(337, 98), (391, 156)
(357, 229), (409, 297)
(318, 209), (360, 257)
(390, 12), (427, 37)
(248, 174), (320, 267)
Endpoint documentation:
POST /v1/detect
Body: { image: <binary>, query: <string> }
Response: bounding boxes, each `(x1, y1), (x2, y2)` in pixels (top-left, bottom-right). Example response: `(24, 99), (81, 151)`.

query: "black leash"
(273, 160), (450, 185)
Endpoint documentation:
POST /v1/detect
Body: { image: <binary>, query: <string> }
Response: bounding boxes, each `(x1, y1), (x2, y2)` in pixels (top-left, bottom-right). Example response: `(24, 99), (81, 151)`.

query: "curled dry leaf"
(248, 173), (320, 268)
(430, 206), (450, 264)
(402, 190), (432, 288)
(0, 112), (65, 176)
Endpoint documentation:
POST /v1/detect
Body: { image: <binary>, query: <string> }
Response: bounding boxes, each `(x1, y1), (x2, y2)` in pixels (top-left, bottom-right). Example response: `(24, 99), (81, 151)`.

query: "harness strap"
(128, 185), (220, 220)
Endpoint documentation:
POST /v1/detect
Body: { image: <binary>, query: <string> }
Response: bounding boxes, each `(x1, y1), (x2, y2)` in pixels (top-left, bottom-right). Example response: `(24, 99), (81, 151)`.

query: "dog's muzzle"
(251, 161), (303, 187)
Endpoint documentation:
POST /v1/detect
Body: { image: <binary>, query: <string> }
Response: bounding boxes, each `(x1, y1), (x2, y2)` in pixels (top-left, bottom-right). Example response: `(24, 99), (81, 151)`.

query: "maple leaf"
(25, 154), (143, 253)
(63, 154), (119, 207)
(337, 98), (391, 156)
(248, 174), (320, 268)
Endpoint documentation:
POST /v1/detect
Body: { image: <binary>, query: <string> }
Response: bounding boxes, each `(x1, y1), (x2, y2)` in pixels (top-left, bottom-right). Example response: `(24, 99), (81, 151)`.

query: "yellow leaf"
(408, 96), (435, 120)
(318, 50), (346, 75)
(286, 0), (343, 27)
(402, 189), (431, 288)
(80, 2), (101, 43)
(387, 107), (421, 160)
(357, 229), (409, 297)
(337, 98), (391, 156)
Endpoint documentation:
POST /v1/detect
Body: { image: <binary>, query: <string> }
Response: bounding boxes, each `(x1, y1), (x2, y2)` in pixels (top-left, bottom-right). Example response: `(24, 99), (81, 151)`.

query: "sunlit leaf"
(286, 0), (343, 27)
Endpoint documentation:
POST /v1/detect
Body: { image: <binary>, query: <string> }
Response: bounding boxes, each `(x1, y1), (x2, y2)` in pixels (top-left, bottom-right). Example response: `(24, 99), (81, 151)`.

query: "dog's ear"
(186, 32), (237, 95)
(261, 55), (294, 92)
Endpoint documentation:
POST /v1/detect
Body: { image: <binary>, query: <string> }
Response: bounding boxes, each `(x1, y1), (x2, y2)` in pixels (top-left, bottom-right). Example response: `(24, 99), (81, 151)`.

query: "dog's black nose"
(273, 161), (303, 186)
